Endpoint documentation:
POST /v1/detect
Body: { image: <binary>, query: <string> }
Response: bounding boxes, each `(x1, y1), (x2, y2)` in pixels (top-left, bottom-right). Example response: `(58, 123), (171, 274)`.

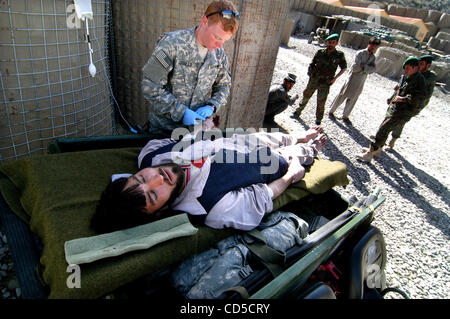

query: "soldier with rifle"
(357, 56), (426, 162)
(382, 54), (438, 150)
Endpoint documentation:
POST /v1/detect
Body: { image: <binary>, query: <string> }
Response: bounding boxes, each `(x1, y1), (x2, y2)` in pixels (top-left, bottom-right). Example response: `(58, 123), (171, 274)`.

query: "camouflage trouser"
(371, 104), (419, 150)
(297, 76), (330, 122)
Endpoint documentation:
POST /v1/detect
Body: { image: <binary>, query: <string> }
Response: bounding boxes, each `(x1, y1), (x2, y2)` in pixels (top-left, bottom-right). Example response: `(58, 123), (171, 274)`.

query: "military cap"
(402, 56), (419, 69)
(419, 54), (434, 64)
(325, 33), (339, 42)
(284, 73), (297, 83)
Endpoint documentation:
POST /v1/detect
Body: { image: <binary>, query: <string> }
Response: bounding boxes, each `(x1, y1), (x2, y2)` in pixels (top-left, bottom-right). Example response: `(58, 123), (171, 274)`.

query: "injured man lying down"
(91, 127), (328, 233)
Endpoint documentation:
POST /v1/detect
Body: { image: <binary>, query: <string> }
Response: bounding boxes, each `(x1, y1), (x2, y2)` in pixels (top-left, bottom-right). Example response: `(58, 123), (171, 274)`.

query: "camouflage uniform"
(142, 27), (232, 136)
(390, 69), (437, 139)
(297, 48), (347, 122)
(170, 211), (308, 299)
(372, 70), (426, 150)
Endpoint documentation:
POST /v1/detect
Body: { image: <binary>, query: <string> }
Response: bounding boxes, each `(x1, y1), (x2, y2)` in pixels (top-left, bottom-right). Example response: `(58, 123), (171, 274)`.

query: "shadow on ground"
(326, 116), (450, 237)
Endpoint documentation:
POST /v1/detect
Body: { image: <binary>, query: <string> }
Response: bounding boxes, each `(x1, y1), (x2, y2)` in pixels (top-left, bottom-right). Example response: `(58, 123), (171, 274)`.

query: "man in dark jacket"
(384, 54), (437, 150)
(357, 56), (426, 162)
(264, 73), (299, 123)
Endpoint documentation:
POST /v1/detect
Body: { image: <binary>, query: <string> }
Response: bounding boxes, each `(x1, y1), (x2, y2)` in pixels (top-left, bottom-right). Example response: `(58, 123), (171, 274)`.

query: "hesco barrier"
(0, 0), (114, 162)
(111, 0), (290, 130)
(375, 47), (409, 79)
(431, 62), (450, 83)
(339, 31), (370, 50)
(438, 13), (450, 29)
(291, 0), (419, 39)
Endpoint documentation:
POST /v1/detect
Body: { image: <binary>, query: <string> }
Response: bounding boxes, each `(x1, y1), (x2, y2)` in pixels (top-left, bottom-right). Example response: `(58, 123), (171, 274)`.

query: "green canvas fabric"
(0, 147), (348, 298)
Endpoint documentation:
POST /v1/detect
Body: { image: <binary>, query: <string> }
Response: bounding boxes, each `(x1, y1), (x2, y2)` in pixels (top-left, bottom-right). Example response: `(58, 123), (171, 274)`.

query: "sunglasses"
(206, 9), (240, 20)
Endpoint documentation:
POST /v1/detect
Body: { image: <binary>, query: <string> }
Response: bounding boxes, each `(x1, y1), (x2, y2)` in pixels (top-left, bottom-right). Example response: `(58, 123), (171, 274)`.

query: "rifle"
(386, 74), (406, 106)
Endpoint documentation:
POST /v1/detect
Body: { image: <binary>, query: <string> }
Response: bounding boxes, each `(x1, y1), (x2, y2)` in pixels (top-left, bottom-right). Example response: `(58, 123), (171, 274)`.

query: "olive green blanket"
(0, 147), (349, 299)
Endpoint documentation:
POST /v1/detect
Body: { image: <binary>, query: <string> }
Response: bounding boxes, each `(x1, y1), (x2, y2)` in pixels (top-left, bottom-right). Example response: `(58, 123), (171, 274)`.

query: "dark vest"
(140, 141), (288, 213)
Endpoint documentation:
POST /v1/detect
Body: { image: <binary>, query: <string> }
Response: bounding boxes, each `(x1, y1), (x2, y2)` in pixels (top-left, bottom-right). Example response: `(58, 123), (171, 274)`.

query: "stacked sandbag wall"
(428, 33), (450, 54)
(340, 0), (386, 8)
(291, 0), (419, 39)
(338, 30), (370, 50)
(430, 62), (450, 83)
(425, 10), (443, 24)
(290, 0), (317, 14)
(424, 22), (439, 42)
(437, 13), (450, 29)
(293, 11), (319, 35)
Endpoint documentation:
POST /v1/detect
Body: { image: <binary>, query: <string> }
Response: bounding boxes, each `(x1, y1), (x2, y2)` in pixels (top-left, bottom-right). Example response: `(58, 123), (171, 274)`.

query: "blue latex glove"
(183, 108), (205, 126)
(196, 105), (214, 118)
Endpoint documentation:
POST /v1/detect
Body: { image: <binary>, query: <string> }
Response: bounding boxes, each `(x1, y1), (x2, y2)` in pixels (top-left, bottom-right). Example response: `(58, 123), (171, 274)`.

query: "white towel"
(64, 213), (197, 265)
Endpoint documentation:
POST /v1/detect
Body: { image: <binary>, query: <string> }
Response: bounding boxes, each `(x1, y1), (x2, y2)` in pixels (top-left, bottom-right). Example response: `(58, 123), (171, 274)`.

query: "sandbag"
(339, 30), (354, 47)
(414, 8), (429, 20)
(358, 33), (370, 50)
(281, 19), (296, 45)
(438, 13), (450, 29)
(295, 12), (318, 34)
(375, 47), (408, 79)
(431, 62), (450, 82)
(424, 22), (438, 41)
(350, 33), (362, 49)
(427, 36), (444, 51)
(436, 31), (450, 42)
(375, 57), (398, 78)
(425, 10), (442, 23)
(444, 40), (450, 54)
(405, 7), (417, 19)
(395, 6), (407, 17)
(386, 4), (398, 16)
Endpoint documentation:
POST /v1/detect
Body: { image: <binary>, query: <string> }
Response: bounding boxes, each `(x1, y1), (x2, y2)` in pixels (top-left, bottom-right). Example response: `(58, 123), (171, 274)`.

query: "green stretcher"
(0, 134), (359, 299)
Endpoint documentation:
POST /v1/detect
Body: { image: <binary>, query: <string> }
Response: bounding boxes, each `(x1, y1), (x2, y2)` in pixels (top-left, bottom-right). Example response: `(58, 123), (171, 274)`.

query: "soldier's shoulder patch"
(155, 50), (172, 70)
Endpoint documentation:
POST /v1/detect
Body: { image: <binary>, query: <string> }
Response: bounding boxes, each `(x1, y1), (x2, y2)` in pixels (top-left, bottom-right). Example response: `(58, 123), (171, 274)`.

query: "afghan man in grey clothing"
(328, 37), (381, 123)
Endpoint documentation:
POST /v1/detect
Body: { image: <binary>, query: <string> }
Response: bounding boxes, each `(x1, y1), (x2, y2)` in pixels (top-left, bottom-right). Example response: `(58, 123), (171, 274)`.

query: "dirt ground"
(265, 35), (450, 298)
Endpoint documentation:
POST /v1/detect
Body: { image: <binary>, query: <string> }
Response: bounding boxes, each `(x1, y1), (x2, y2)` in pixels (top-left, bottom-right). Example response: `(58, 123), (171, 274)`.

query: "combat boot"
(385, 137), (397, 151)
(357, 145), (378, 162)
(362, 147), (382, 158)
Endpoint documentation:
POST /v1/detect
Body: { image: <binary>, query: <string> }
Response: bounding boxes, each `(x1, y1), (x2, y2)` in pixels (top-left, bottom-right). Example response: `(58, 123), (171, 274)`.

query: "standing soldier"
(141, 1), (239, 136)
(295, 33), (347, 125)
(384, 54), (437, 150)
(264, 73), (299, 123)
(328, 37), (381, 124)
(357, 57), (425, 162)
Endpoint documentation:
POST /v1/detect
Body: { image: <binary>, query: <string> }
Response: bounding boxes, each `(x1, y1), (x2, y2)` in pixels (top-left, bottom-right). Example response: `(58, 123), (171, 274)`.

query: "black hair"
(369, 36), (381, 45)
(91, 177), (155, 233)
(91, 164), (185, 234)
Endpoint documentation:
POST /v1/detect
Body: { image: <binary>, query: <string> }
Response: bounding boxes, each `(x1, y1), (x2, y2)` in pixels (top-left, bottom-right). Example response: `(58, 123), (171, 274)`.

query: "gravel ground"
(1, 35), (449, 300)
(270, 35), (450, 299)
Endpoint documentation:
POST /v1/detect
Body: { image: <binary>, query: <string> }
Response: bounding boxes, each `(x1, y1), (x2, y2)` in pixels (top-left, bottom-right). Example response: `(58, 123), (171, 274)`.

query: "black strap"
(243, 229), (286, 277)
